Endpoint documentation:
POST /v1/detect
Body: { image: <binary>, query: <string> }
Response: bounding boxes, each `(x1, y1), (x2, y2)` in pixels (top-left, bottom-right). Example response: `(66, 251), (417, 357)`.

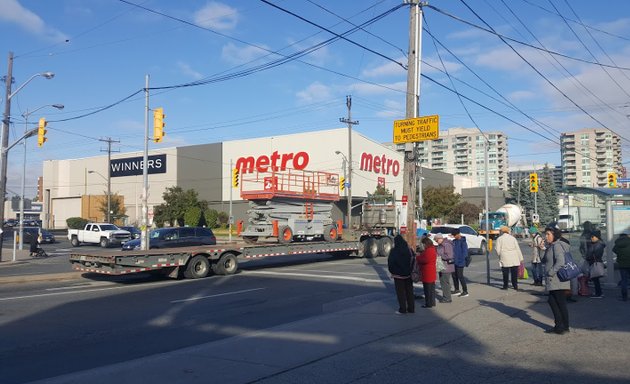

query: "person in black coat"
(388, 234), (414, 314)
(586, 230), (606, 298)
(29, 233), (40, 257)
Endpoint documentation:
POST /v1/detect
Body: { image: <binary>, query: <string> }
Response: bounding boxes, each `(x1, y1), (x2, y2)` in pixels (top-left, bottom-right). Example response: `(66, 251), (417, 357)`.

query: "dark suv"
(122, 227), (216, 250)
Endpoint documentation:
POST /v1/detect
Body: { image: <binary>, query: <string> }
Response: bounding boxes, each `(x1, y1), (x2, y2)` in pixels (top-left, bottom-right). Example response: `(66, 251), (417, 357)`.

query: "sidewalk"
(29, 281), (630, 384)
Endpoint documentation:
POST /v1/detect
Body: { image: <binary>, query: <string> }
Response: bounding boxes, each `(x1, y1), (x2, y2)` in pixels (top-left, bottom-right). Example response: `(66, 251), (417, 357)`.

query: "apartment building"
(416, 127), (509, 190)
(560, 128), (622, 188)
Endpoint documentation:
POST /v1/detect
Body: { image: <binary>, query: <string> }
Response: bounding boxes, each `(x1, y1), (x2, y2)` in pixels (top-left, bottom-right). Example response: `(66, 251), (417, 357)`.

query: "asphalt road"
(0, 233), (588, 383)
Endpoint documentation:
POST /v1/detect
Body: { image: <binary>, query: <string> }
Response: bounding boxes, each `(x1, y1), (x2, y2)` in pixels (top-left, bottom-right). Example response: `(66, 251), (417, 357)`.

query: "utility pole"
(0, 52), (14, 262)
(141, 75), (149, 251)
(339, 95), (358, 230)
(99, 137), (120, 223)
(402, 0), (423, 250)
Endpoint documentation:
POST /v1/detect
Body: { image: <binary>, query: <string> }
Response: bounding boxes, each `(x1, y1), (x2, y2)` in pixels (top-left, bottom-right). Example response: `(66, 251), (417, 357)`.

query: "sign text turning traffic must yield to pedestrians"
(393, 115), (439, 144)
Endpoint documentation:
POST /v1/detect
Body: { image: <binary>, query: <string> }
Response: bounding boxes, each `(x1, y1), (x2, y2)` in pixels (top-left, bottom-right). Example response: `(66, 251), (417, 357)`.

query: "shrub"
(67, 217), (88, 229)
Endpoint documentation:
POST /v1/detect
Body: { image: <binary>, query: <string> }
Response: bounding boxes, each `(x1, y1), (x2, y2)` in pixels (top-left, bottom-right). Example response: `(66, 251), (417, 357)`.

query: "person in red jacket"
(417, 236), (437, 308)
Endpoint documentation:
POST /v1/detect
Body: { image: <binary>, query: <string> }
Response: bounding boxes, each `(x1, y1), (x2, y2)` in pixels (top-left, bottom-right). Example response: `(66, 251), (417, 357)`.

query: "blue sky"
(1, 0), (630, 198)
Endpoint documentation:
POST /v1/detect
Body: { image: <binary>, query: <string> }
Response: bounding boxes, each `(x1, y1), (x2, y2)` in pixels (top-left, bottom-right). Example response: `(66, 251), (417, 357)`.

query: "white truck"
(557, 206), (601, 232)
(68, 223), (132, 248)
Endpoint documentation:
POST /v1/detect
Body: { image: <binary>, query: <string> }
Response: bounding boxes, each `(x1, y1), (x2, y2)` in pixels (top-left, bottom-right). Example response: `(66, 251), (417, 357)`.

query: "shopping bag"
(578, 275), (590, 296)
(518, 262), (527, 279)
(589, 261), (605, 279)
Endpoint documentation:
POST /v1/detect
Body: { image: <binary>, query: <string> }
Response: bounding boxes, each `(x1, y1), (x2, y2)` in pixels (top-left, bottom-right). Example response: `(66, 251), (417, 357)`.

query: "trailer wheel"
(360, 238), (378, 258)
(278, 226), (293, 244)
(100, 238), (109, 248)
(213, 253), (238, 275)
(184, 255), (211, 279)
(378, 237), (393, 257)
(323, 225), (338, 242)
(71, 236), (80, 247)
(243, 236), (258, 244)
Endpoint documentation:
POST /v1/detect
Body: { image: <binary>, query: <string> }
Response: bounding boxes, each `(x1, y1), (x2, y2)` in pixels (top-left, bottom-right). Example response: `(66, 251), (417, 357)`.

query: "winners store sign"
(110, 154), (167, 177)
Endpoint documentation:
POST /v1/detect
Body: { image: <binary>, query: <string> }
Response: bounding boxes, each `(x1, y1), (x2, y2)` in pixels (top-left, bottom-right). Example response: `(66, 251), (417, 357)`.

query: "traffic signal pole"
(402, 0), (422, 250)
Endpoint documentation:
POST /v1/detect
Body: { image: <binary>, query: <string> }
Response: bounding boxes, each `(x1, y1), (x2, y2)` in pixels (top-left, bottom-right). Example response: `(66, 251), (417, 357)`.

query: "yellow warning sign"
(393, 115), (439, 144)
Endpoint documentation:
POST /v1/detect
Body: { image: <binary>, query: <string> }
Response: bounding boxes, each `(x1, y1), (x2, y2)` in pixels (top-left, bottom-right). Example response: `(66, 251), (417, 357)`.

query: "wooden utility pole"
(403, 0), (423, 250)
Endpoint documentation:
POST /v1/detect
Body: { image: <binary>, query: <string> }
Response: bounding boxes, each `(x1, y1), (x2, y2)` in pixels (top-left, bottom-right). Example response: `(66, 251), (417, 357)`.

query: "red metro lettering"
(235, 151), (310, 173)
(359, 152), (400, 176)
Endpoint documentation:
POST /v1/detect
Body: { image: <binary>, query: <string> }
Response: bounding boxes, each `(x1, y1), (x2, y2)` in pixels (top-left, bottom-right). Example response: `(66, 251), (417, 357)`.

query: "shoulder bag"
(553, 244), (580, 282)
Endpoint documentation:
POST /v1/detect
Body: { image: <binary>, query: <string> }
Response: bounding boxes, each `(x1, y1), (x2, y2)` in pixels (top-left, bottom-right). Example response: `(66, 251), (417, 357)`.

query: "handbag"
(589, 261), (605, 279)
(553, 245), (580, 282)
(436, 256), (445, 272)
(410, 248), (421, 283)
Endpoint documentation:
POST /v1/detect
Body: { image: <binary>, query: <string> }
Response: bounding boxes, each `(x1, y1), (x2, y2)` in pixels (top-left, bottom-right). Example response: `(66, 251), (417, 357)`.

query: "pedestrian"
(612, 232), (630, 301)
(435, 233), (454, 303)
(586, 230), (606, 299)
(529, 226), (545, 286)
(495, 225), (524, 291)
(543, 226), (571, 334)
(417, 236), (437, 308)
(29, 232), (39, 257)
(579, 221), (594, 259)
(387, 234), (415, 314)
(451, 229), (469, 297)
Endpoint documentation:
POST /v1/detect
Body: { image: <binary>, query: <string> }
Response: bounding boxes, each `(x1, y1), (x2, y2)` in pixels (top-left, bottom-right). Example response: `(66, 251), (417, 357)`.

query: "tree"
(153, 187), (208, 227)
(184, 206), (202, 227)
(447, 201), (482, 226)
(538, 164), (559, 226)
(97, 192), (126, 222)
(422, 186), (461, 222)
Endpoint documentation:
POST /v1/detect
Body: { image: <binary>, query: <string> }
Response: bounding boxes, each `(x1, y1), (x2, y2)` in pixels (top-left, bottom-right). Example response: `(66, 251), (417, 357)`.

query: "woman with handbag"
(543, 226), (571, 334)
(586, 230), (606, 299)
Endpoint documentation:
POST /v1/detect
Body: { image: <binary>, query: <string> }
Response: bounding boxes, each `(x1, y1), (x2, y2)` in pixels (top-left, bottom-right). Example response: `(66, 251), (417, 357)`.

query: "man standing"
(451, 229), (469, 297)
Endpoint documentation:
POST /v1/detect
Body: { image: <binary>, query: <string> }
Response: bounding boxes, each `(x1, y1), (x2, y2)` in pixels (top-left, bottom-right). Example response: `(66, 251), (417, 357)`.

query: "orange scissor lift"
(237, 168), (341, 243)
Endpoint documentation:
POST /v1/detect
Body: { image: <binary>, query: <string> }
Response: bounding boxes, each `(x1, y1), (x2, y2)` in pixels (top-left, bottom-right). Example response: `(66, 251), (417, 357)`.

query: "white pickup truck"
(68, 223), (132, 248)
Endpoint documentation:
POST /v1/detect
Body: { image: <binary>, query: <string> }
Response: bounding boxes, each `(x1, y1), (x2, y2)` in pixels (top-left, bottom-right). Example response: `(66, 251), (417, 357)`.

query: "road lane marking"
(170, 287), (266, 303)
(45, 282), (113, 291)
(0, 285), (133, 301)
(246, 270), (390, 285)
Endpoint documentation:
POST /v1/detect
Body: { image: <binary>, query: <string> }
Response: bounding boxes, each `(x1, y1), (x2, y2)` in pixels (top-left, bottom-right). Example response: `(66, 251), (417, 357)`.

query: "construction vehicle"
(479, 204), (523, 239)
(238, 168), (340, 243)
(69, 185), (407, 279)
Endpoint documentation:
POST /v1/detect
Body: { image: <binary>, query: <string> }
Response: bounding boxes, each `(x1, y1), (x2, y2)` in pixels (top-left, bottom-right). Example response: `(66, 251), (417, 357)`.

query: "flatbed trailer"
(69, 240), (365, 279)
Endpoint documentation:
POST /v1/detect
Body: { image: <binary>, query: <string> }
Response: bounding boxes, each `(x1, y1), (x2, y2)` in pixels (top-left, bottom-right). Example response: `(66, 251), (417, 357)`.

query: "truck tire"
(323, 225), (338, 242)
(184, 255), (211, 279)
(213, 253), (238, 275)
(361, 238), (378, 258)
(278, 226), (293, 244)
(378, 237), (393, 257)
(100, 238), (109, 248)
(71, 236), (80, 247)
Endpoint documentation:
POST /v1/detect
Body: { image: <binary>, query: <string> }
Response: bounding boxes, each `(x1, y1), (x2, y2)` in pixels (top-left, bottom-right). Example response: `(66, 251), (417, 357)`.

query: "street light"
(17, 104), (63, 250)
(88, 170), (111, 223)
(335, 150), (351, 229)
(0, 50), (55, 261)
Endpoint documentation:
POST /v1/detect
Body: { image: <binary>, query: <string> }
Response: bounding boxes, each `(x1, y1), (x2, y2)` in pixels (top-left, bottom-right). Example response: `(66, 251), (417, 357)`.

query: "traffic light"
(153, 107), (165, 143)
(607, 172), (617, 188)
(37, 118), (47, 147)
(339, 176), (345, 191)
(529, 173), (539, 193)
(232, 167), (239, 188)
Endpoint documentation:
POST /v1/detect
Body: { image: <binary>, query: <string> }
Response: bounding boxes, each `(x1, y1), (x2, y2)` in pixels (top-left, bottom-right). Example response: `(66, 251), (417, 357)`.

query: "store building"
(42, 128), (425, 229)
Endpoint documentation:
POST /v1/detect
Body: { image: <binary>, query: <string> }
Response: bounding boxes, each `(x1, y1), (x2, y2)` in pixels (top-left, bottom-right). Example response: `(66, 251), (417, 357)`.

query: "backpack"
(410, 248), (421, 283)
(553, 244), (580, 282)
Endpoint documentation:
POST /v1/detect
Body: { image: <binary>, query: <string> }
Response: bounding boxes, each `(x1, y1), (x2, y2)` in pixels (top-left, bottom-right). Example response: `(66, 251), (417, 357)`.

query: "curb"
(0, 271), (83, 284)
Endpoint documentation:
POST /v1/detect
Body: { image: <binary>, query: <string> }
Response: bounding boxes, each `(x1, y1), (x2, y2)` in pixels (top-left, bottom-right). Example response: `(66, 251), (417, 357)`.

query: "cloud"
(221, 42), (269, 64)
(0, 0), (68, 42)
(296, 82), (333, 104)
(350, 81), (406, 96)
(362, 59), (406, 78)
(193, 2), (239, 31)
(177, 61), (203, 80)
(375, 99), (405, 118)
(508, 90), (537, 102)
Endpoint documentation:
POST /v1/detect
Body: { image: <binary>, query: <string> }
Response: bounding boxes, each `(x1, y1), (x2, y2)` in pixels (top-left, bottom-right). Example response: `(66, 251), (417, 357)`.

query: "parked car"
(429, 224), (487, 255)
(122, 227), (216, 251)
(119, 226), (141, 239)
(21, 227), (56, 244)
(3, 219), (17, 227)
